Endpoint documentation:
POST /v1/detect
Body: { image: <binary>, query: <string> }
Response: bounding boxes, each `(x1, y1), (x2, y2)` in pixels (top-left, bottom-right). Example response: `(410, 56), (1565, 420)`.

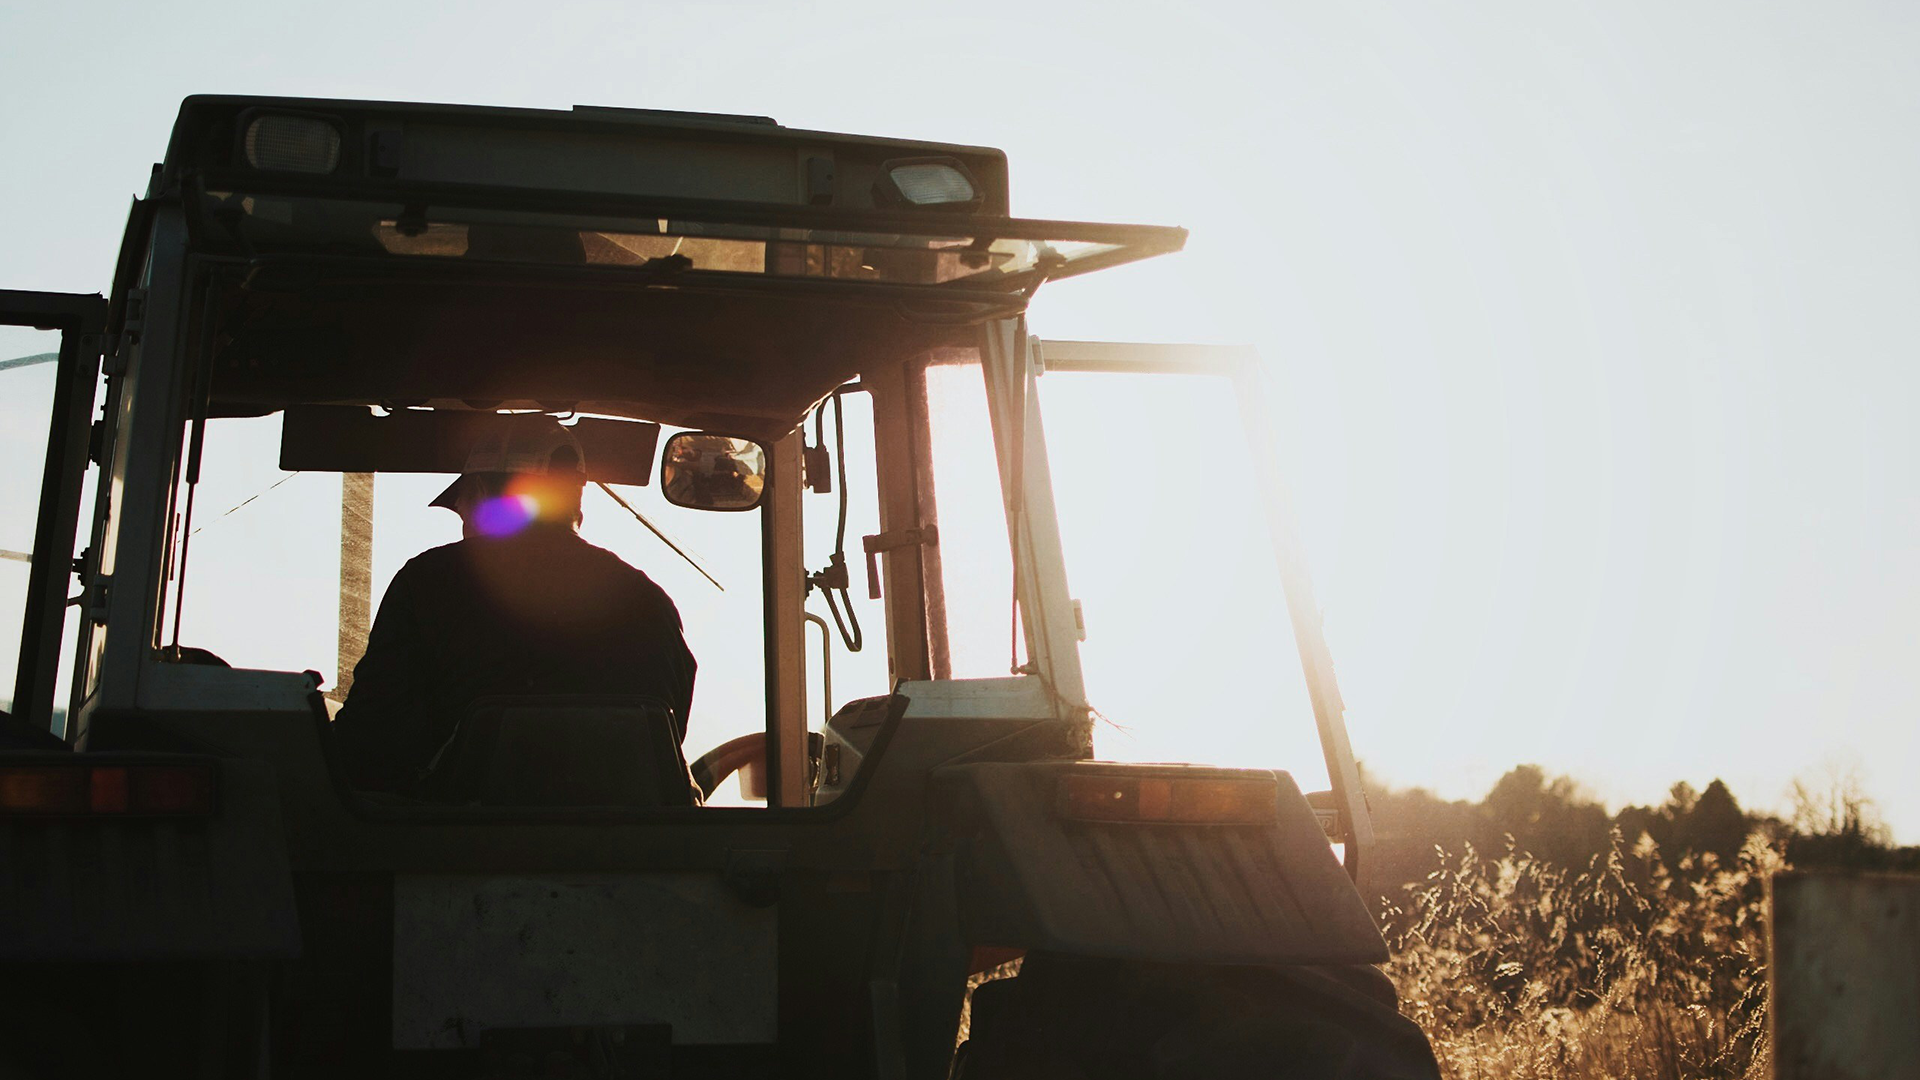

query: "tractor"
(0, 96), (1439, 1078)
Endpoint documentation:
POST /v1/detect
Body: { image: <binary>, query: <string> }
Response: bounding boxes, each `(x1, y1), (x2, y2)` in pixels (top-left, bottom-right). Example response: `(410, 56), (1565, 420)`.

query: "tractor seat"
(422, 695), (700, 808)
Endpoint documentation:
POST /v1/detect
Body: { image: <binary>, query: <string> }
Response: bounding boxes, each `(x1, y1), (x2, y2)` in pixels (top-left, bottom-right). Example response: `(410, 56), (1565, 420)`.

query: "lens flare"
(474, 493), (539, 537)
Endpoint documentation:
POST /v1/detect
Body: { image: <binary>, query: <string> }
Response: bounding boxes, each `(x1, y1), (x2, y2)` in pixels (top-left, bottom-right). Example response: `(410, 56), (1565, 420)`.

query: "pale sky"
(3, 0), (1916, 840)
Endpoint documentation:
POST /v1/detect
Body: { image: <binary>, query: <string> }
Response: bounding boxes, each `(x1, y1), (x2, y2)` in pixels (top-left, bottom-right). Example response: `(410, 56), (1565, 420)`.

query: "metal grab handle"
(860, 525), (939, 600)
(803, 612), (833, 726)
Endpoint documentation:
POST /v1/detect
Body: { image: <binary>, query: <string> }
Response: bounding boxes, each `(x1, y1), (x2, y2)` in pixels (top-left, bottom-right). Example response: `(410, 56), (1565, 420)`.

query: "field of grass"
(1381, 830), (1780, 1080)
(957, 826), (1790, 1077)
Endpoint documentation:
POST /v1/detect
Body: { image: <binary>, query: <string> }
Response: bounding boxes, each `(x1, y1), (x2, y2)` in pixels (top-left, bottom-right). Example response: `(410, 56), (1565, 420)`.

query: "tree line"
(1364, 763), (1918, 911)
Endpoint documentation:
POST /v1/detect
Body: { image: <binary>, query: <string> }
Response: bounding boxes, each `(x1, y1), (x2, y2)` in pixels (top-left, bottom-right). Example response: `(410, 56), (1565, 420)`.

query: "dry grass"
(1383, 830), (1781, 1080)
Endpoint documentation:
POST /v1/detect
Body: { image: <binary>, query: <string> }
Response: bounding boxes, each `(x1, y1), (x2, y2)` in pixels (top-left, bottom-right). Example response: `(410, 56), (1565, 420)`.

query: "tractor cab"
(0, 97), (1434, 1079)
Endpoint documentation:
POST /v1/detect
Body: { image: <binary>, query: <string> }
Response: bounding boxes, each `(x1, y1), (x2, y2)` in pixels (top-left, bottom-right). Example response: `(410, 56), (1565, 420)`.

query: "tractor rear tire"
(955, 953), (1440, 1080)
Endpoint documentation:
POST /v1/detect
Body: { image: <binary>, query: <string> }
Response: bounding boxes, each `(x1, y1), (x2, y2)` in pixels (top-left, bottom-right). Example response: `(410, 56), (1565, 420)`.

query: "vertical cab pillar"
(762, 431), (809, 806)
(864, 362), (932, 685)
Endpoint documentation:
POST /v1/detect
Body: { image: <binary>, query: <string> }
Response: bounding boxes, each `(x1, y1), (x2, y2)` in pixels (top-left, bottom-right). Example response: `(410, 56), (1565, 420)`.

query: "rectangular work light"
(243, 112), (343, 174)
(873, 157), (982, 211)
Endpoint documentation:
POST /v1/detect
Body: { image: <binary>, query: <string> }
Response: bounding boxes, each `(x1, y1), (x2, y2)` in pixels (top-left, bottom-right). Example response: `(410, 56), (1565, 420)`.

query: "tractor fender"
(0, 753), (301, 961)
(931, 761), (1386, 967)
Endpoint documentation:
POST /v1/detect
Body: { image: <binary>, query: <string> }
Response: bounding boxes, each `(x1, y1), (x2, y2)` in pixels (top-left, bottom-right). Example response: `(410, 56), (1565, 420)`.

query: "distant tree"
(1477, 765), (1610, 869)
(1611, 802), (1670, 851)
(1784, 765), (1913, 869)
(1788, 766), (1890, 845)
(1663, 781), (1698, 818)
(1365, 761), (1915, 924)
(1671, 778), (1748, 861)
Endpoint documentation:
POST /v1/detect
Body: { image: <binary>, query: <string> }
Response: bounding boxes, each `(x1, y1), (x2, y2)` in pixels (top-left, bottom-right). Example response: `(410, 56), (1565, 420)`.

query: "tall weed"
(1383, 830), (1781, 1080)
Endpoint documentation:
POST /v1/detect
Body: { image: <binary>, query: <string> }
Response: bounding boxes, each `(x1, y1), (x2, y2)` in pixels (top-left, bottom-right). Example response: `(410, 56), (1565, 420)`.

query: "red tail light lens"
(0, 766), (88, 814)
(131, 766), (218, 814)
(90, 766), (130, 813)
(1056, 773), (1277, 825)
(0, 762), (216, 817)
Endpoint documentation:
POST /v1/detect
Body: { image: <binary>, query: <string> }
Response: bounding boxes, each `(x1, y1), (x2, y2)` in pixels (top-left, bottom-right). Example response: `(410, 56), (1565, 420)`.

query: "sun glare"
(474, 493), (540, 538)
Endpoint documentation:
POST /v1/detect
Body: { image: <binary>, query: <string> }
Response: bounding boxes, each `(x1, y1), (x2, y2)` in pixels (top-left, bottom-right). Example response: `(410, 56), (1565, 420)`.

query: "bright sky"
(3, 0), (1916, 840)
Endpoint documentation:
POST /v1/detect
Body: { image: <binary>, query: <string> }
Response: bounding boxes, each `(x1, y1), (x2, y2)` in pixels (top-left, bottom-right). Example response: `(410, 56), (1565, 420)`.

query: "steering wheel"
(689, 732), (768, 801)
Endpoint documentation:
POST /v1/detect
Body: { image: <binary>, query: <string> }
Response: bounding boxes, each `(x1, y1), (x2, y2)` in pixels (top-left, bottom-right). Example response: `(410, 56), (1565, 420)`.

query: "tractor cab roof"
(157, 96), (1186, 441)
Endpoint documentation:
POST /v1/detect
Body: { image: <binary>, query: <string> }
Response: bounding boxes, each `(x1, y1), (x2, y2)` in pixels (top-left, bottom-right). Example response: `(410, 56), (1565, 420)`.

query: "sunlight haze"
(2, 0), (1915, 840)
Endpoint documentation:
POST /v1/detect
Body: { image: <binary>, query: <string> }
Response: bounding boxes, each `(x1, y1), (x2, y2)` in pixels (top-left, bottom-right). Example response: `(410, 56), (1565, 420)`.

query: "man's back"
(332, 527), (696, 794)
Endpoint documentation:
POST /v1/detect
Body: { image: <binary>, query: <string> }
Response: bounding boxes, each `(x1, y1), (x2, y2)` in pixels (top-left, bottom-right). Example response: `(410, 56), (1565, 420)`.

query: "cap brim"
(428, 476), (463, 510)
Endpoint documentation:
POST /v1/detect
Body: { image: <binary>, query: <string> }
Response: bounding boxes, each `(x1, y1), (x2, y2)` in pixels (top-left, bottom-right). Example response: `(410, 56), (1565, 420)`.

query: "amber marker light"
(0, 762), (217, 817)
(1055, 772), (1277, 825)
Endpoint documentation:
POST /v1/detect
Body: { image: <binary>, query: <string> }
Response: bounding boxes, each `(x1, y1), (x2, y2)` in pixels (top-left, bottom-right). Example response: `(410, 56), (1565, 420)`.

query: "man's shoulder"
(574, 538), (672, 590)
(567, 539), (683, 620)
(394, 540), (474, 578)
(408, 539), (472, 563)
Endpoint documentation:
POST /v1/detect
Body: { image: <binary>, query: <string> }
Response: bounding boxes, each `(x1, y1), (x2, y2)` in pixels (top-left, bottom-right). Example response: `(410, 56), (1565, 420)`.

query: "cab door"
(0, 291), (106, 741)
(1028, 339), (1375, 886)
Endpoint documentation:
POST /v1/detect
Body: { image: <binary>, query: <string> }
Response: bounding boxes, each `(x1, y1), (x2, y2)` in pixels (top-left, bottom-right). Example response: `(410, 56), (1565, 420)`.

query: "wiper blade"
(595, 482), (724, 592)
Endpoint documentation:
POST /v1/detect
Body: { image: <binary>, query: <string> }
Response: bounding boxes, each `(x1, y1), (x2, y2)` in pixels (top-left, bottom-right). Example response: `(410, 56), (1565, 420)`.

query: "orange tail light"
(0, 762), (217, 817)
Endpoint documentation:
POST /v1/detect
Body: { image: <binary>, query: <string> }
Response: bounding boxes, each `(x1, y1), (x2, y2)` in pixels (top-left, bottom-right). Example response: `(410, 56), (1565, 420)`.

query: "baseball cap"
(429, 415), (588, 509)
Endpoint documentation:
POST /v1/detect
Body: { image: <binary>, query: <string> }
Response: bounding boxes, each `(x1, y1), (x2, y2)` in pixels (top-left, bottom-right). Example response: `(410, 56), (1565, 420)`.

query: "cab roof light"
(1056, 773), (1277, 825)
(873, 157), (982, 211)
(244, 112), (343, 175)
(0, 762), (217, 817)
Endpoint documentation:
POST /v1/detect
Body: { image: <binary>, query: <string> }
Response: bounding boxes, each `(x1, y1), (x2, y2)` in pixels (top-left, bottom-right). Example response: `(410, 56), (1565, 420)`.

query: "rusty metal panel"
(1771, 871), (1920, 1080)
(393, 873), (776, 1049)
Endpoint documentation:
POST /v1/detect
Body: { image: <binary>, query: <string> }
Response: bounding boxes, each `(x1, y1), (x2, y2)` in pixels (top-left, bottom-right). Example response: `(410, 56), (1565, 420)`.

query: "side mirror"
(660, 433), (768, 512)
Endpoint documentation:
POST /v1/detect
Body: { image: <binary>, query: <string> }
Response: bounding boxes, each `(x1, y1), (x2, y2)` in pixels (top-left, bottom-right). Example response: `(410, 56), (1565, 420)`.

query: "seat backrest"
(423, 695), (699, 807)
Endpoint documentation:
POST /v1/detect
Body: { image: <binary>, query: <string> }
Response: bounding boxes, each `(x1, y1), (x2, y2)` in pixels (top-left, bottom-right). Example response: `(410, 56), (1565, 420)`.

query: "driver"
(330, 416), (696, 797)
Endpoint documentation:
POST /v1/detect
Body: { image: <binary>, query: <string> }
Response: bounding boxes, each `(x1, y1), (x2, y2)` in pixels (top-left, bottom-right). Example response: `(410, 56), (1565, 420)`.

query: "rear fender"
(931, 761), (1385, 966)
(0, 752), (300, 960)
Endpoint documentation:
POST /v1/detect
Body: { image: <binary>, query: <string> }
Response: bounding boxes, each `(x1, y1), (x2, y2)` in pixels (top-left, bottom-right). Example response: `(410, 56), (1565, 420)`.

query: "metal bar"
(9, 318), (104, 734)
(864, 363), (932, 683)
(906, 356), (951, 680)
(1035, 339), (1260, 377)
(804, 612), (833, 727)
(761, 433), (809, 808)
(979, 323), (1039, 675)
(188, 169), (1189, 250)
(0, 290), (106, 330)
(0, 353), (58, 372)
(227, 251), (1033, 323)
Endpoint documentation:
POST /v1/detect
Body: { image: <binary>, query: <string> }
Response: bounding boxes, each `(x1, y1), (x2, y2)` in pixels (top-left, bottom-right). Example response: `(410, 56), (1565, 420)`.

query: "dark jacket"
(331, 527), (696, 794)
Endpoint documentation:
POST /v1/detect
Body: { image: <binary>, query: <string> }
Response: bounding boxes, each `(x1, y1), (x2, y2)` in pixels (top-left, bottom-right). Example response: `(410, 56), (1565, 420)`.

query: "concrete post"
(1770, 870), (1920, 1080)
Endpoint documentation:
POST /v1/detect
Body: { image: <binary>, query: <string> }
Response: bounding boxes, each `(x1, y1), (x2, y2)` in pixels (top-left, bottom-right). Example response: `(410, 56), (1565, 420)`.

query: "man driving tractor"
(329, 416), (697, 797)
